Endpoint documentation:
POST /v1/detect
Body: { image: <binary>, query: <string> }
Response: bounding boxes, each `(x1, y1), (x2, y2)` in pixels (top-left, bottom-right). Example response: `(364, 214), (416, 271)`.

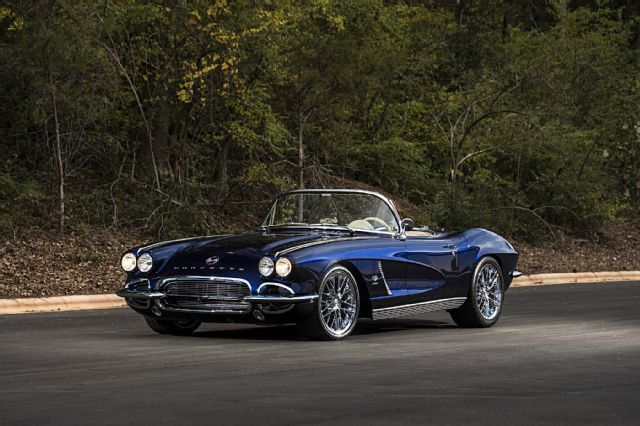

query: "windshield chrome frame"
(261, 189), (402, 235)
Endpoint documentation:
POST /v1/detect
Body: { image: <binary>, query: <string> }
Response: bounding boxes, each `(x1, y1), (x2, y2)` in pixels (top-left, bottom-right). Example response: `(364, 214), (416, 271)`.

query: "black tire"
(144, 317), (201, 335)
(298, 266), (360, 340)
(449, 257), (504, 328)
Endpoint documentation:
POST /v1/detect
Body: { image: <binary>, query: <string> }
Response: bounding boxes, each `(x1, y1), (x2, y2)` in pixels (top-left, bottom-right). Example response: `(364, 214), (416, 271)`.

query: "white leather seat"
(347, 219), (374, 231)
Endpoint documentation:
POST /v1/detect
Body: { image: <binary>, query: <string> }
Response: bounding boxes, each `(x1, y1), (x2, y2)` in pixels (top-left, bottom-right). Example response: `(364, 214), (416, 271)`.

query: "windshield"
(264, 192), (399, 233)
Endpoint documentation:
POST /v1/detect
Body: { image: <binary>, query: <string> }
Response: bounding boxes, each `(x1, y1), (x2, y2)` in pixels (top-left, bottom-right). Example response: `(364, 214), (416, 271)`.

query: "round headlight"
(258, 257), (274, 276)
(121, 253), (137, 272)
(275, 257), (292, 277)
(137, 253), (153, 273)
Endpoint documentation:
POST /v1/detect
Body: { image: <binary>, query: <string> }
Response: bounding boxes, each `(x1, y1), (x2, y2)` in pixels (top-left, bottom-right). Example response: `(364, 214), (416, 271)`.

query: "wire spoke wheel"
(318, 269), (358, 337)
(298, 266), (360, 340)
(475, 263), (502, 321)
(449, 257), (505, 328)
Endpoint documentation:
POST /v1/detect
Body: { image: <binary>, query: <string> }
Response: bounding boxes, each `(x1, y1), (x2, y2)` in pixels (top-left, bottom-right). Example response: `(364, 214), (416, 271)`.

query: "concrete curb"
(0, 294), (125, 315)
(511, 271), (640, 287)
(0, 271), (638, 315)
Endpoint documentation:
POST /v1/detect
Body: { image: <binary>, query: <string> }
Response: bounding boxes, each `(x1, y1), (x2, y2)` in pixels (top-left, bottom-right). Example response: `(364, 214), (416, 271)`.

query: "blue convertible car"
(117, 189), (520, 340)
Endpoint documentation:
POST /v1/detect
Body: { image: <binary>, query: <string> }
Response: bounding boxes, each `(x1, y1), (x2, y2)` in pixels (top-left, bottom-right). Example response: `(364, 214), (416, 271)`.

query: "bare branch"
(456, 147), (494, 168)
(95, 17), (161, 191)
(491, 206), (557, 239)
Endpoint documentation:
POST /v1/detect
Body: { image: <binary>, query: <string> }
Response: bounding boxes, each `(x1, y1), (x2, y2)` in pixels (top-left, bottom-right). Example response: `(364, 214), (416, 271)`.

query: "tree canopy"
(0, 0), (638, 240)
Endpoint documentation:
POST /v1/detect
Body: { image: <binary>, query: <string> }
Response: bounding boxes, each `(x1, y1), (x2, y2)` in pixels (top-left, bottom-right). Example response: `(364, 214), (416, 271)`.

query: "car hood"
(174, 232), (325, 256)
(138, 231), (345, 275)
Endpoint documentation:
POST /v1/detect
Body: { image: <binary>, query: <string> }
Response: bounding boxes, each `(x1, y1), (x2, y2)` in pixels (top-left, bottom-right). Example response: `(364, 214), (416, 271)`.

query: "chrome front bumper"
(117, 276), (318, 315)
(244, 294), (318, 303)
(116, 273), (321, 306)
(116, 287), (318, 303)
(116, 288), (165, 299)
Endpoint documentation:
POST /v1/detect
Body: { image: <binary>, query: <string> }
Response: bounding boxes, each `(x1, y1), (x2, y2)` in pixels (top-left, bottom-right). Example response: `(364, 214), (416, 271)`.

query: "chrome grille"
(164, 281), (250, 300)
(159, 277), (251, 313)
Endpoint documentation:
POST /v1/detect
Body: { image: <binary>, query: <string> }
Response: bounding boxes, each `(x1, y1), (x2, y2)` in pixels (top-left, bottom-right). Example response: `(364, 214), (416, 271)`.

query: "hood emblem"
(205, 256), (220, 266)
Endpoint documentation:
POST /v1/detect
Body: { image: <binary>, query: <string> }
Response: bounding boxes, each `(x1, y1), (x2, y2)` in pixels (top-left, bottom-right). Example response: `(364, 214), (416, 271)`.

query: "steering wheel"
(364, 217), (391, 232)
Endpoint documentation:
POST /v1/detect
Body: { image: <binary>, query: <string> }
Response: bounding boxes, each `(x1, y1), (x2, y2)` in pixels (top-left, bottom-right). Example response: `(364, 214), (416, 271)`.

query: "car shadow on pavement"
(354, 318), (456, 335)
(189, 319), (454, 341)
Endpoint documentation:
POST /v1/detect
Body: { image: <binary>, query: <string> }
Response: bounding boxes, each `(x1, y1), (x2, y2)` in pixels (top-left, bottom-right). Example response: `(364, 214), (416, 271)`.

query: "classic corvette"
(116, 189), (521, 340)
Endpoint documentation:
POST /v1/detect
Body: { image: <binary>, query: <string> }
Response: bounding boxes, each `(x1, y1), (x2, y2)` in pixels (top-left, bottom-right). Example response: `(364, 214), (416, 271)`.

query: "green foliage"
(0, 0), (638, 240)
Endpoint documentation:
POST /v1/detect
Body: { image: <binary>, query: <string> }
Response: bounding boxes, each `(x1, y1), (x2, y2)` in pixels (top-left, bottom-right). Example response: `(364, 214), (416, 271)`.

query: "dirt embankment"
(514, 222), (640, 275)
(1, 222), (638, 298)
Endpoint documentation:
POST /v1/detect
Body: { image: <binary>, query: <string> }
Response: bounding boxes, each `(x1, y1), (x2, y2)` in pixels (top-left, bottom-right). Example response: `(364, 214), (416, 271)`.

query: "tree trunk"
(152, 105), (170, 179)
(217, 139), (229, 186)
(297, 115), (305, 222)
(298, 116), (304, 189)
(101, 43), (160, 190)
(51, 91), (65, 234)
(456, 0), (466, 26)
(147, 123), (160, 191)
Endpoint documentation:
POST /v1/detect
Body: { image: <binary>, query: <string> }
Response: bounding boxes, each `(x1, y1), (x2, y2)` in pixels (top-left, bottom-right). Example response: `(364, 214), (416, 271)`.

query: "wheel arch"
(479, 253), (502, 271)
(463, 228), (518, 290)
(334, 260), (373, 319)
(472, 254), (504, 280)
(473, 253), (514, 290)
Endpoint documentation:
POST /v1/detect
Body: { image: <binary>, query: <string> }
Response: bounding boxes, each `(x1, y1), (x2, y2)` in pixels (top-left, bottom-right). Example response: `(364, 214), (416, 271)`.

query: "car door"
(346, 235), (408, 309)
(404, 234), (458, 301)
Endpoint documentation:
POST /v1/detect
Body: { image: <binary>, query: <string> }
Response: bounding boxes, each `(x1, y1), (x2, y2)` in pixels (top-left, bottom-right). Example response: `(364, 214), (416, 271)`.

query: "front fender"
(462, 228), (519, 290)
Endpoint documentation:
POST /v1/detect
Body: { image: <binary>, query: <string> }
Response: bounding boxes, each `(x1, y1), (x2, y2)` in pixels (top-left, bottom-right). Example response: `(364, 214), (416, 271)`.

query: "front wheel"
(449, 257), (504, 328)
(144, 317), (201, 335)
(298, 266), (360, 340)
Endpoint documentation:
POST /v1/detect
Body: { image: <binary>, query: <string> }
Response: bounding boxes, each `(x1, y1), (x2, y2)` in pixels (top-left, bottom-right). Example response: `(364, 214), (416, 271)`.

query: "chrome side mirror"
(401, 218), (414, 232)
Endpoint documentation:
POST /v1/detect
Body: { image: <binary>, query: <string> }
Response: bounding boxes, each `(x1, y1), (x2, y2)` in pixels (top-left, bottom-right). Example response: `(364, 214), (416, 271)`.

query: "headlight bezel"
(258, 256), (274, 277)
(121, 253), (137, 272)
(275, 257), (292, 277)
(137, 253), (153, 273)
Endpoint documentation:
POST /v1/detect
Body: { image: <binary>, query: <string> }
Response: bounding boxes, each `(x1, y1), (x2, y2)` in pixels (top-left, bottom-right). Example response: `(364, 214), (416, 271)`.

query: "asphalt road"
(1, 282), (639, 425)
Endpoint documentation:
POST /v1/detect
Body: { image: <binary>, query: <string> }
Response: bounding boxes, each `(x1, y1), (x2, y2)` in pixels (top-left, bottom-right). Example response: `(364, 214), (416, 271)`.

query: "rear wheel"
(449, 257), (504, 328)
(144, 317), (201, 335)
(298, 266), (360, 340)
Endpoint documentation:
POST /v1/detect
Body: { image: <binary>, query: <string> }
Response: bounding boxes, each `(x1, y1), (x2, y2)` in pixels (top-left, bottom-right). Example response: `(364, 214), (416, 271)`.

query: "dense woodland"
(1, 0), (639, 241)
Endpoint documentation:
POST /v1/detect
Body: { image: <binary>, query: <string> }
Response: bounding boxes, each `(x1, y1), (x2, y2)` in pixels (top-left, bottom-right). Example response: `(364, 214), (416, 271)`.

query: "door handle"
(443, 243), (457, 249)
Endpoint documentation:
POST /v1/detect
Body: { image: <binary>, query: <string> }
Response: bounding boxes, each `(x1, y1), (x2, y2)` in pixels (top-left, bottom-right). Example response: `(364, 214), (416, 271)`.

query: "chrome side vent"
(378, 261), (392, 296)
